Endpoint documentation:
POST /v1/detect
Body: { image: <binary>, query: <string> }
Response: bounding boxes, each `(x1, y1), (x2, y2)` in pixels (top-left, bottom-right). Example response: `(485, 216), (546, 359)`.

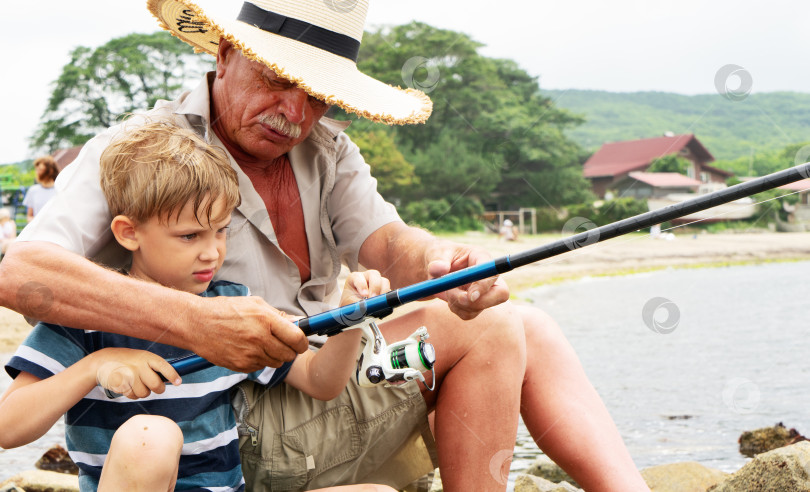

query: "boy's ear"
(110, 215), (140, 252)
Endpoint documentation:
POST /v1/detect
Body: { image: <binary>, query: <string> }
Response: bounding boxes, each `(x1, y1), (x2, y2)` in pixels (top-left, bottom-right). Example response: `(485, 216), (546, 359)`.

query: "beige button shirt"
(19, 74), (401, 318)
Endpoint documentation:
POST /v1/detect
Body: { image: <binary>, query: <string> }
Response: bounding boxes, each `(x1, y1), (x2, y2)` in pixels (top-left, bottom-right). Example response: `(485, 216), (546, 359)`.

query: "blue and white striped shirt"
(5, 281), (292, 491)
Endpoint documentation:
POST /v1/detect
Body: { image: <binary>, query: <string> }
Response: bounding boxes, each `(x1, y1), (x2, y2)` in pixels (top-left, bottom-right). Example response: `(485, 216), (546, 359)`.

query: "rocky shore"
(4, 425), (810, 491)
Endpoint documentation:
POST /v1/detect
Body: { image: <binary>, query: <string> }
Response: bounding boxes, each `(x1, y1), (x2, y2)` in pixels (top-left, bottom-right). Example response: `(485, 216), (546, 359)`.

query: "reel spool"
(352, 319), (436, 390)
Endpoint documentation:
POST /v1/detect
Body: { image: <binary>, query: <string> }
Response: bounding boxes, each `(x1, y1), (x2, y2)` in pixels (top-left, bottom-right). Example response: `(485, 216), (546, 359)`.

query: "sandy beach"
(1, 230), (810, 351)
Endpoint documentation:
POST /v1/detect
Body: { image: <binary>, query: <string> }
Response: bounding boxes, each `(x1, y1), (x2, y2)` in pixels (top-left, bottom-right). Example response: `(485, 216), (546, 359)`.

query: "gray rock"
(514, 474), (582, 492)
(524, 456), (579, 488)
(711, 441), (810, 491)
(0, 469), (79, 492)
(640, 461), (728, 492)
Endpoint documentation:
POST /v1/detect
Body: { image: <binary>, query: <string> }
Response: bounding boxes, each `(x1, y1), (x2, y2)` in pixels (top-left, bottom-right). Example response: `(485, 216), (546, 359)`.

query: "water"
(3, 262), (810, 483)
(511, 260), (810, 478)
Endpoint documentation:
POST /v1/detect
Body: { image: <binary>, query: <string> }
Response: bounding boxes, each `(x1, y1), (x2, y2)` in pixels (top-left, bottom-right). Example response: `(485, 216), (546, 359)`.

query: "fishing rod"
(168, 162), (810, 381)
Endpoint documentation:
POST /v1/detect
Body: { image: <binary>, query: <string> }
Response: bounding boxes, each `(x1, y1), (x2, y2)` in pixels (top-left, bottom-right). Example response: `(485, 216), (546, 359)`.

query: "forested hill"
(541, 89), (810, 161)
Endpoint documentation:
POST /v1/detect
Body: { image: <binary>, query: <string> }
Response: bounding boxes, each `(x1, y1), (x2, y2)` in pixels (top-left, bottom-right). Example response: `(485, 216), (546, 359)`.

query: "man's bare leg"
(516, 305), (649, 491)
(381, 300), (527, 491)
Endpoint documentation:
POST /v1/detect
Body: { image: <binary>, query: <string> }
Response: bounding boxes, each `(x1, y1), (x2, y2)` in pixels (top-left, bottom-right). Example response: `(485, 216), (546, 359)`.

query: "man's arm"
(358, 221), (510, 320)
(0, 241), (308, 372)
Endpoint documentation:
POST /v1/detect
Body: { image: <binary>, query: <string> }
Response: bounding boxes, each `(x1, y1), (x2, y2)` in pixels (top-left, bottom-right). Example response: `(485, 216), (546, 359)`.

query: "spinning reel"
(350, 318), (436, 390)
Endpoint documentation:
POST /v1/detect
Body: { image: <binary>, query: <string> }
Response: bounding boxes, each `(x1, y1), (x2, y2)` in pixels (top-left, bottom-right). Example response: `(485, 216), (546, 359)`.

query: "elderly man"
(0, 0), (649, 490)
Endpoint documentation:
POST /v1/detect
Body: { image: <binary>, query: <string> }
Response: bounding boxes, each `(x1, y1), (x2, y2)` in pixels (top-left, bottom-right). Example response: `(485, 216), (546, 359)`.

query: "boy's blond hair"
(100, 121), (240, 224)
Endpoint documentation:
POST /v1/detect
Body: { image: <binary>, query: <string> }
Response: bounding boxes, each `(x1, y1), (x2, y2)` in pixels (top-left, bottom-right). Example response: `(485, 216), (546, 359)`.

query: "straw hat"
(147, 0), (433, 125)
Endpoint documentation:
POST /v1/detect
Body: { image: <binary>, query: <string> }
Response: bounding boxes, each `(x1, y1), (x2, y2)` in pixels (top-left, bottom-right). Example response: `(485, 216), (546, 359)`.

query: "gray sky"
(2, 0), (807, 163)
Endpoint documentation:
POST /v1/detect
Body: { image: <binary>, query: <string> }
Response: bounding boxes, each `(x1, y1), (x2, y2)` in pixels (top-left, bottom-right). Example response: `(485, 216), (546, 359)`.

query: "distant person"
(0, 208), (16, 254)
(23, 156), (59, 222)
(500, 218), (519, 241)
(0, 122), (394, 492)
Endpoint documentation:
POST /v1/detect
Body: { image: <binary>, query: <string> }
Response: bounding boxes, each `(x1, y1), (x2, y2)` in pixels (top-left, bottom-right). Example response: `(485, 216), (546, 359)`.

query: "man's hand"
(186, 295), (310, 373)
(94, 348), (181, 400)
(424, 241), (510, 320)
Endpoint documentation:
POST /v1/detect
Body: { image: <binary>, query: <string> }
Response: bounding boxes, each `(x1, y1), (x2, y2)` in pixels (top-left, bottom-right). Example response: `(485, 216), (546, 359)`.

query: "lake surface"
(2, 261), (810, 484)
(511, 260), (810, 479)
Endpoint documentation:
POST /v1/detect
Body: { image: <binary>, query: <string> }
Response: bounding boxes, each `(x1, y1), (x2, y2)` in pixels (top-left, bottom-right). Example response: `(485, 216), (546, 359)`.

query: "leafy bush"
(400, 196), (484, 232)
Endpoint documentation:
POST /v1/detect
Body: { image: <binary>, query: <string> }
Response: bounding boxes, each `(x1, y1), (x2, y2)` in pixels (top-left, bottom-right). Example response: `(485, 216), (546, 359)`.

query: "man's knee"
(516, 304), (565, 347)
(109, 415), (183, 465)
(453, 301), (527, 363)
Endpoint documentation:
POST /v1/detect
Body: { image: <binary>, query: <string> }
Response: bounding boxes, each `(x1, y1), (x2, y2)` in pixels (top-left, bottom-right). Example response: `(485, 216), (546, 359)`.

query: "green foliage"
(648, 155), (691, 174)
(31, 31), (213, 153)
(543, 89), (810, 161)
(346, 126), (418, 200)
(0, 163), (35, 187)
(593, 197), (650, 225)
(534, 197), (649, 233)
(399, 196), (484, 232)
(712, 141), (810, 177)
(337, 22), (590, 227)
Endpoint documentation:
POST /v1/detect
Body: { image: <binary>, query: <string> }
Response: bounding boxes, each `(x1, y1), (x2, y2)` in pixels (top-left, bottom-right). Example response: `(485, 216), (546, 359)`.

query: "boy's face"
(129, 197), (232, 294)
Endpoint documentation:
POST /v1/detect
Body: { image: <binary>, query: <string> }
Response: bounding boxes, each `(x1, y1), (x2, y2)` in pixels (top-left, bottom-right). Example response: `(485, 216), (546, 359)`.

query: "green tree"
(346, 125), (418, 200)
(648, 155), (691, 174)
(340, 22), (590, 218)
(31, 31), (213, 153)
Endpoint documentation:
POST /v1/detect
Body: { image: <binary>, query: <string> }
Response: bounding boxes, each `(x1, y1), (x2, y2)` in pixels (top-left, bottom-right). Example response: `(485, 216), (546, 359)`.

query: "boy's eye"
(180, 233), (197, 241)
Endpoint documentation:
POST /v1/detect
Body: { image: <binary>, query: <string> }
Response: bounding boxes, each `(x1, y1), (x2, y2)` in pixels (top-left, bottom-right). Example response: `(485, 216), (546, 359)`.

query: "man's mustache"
(260, 113), (302, 139)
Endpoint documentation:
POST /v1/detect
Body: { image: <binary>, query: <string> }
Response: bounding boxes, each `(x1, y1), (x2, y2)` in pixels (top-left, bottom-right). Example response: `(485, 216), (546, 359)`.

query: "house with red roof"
(583, 134), (732, 199)
(51, 145), (84, 172)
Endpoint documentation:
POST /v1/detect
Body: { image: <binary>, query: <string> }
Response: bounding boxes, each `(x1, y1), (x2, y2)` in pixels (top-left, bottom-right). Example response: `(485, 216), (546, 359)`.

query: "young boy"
(0, 122), (395, 492)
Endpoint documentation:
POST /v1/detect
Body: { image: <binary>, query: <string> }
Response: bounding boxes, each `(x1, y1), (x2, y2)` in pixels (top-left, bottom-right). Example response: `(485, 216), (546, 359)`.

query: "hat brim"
(148, 0), (432, 125)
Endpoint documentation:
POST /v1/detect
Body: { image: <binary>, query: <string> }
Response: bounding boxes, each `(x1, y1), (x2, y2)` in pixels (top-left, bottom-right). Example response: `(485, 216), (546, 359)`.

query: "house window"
(700, 172), (710, 183)
(686, 166), (694, 179)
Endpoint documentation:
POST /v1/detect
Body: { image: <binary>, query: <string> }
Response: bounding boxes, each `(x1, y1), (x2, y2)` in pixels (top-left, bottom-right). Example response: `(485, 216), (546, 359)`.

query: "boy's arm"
(0, 349), (180, 449)
(0, 357), (100, 449)
(283, 271), (389, 400)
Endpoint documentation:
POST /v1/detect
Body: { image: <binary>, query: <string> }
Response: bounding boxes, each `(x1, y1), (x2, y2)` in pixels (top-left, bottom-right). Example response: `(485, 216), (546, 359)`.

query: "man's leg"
(382, 302), (649, 492)
(381, 300), (527, 491)
(516, 305), (649, 491)
(98, 415), (183, 492)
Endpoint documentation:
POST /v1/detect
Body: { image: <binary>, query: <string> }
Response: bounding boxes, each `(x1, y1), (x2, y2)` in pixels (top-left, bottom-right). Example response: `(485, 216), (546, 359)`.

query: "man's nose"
(278, 88), (309, 125)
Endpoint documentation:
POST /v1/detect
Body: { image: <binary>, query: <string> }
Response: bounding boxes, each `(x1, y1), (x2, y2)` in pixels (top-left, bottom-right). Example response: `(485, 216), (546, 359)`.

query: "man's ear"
(215, 38), (234, 78)
(110, 215), (140, 252)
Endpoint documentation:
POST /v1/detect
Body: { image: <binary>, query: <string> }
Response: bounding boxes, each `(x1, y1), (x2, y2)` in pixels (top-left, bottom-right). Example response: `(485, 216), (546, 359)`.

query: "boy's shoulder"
(201, 280), (250, 298)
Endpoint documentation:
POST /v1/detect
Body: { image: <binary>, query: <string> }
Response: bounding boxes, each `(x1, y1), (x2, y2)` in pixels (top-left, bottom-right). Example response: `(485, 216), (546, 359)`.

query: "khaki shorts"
(233, 377), (438, 491)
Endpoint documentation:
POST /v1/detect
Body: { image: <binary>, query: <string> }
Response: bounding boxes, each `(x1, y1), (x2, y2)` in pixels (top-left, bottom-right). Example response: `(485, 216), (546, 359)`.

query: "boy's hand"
(340, 270), (391, 307)
(94, 348), (181, 400)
